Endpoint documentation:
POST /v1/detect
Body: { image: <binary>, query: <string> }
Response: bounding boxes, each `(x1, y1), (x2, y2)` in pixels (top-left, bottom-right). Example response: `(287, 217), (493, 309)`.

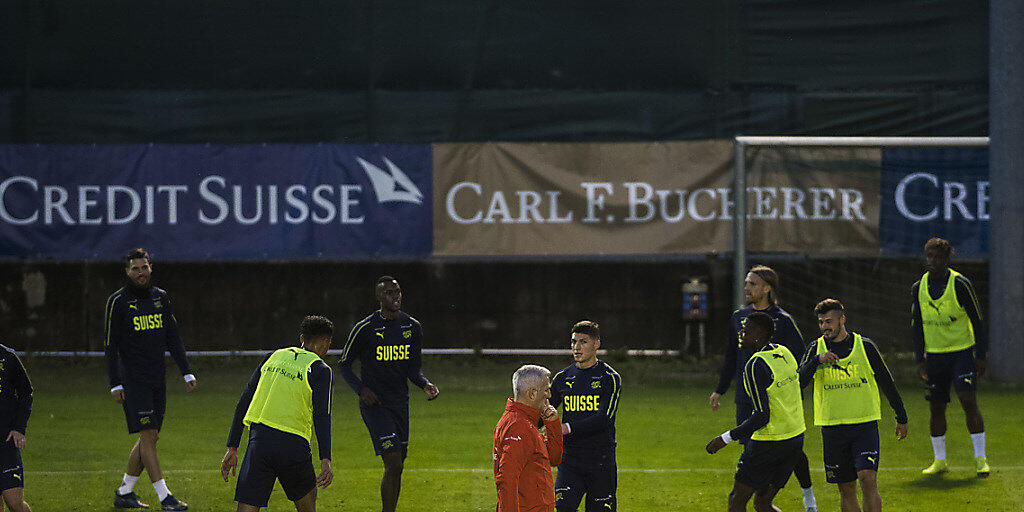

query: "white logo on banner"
(356, 157), (424, 205)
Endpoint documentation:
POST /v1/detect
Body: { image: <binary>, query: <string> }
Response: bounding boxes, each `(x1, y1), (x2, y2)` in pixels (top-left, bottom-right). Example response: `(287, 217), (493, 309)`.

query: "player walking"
(105, 248), (195, 510)
(338, 276), (439, 512)
(911, 238), (989, 476)
(799, 299), (908, 512)
(0, 344), (33, 512)
(710, 265), (818, 511)
(549, 321), (621, 512)
(221, 316), (335, 512)
(706, 312), (806, 512)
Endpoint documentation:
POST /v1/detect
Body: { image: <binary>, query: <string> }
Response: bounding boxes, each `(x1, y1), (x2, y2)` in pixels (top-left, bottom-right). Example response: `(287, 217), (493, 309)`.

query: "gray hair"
(512, 364), (550, 398)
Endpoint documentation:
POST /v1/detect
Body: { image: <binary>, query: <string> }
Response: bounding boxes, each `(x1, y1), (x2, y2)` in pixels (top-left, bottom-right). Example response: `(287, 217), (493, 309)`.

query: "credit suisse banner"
(0, 144), (433, 260)
(433, 142), (882, 256)
(880, 148), (989, 256)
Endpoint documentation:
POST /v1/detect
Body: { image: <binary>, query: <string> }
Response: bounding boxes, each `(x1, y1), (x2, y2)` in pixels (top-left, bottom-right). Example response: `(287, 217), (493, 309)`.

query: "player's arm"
(406, 321), (439, 399)
(104, 293), (125, 392)
(779, 313), (806, 362)
(548, 370), (565, 411)
(864, 339), (908, 424)
(798, 340), (821, 388)
(161, 294), (196, 387)
(708, 357), (771, 453)
(494, 424), (528, 512)
(337, 321), (368, 394)
(11, 350), (33, 433)
(226, 354), (271, 449)
(561, 371), (621, 437)
(954, 276), (988, 360)
(713, 314), (740, 397)
(309, 360), (333, 461)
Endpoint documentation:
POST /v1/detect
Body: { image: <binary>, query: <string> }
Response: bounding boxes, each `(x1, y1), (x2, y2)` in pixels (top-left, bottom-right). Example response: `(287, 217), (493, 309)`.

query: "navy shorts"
(735, 434), (803, 492)
(122, 381), (166, 433)
(821, 421), (879, 483)
(925, 348), (977, 404)
(0, 440), (24, 492)
(555, 452), (617, 512)
(360, 403), (409, 457)
(235, 424), (316, 507)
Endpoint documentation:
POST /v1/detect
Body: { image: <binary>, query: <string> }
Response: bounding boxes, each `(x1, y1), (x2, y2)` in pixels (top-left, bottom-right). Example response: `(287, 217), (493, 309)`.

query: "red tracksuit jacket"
(493, 398), (563, 512)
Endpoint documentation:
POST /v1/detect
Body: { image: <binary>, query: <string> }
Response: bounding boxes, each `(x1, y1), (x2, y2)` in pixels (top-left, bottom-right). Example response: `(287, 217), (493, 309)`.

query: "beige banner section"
(433, 141), (880, 256)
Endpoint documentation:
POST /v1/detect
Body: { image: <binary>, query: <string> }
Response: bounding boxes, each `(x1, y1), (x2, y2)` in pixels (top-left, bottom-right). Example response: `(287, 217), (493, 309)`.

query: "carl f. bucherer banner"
(433, 142), (882, 257)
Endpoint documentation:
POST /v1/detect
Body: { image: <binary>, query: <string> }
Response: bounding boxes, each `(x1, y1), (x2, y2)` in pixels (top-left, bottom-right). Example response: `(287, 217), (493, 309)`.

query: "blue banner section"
(880, 148), (989, 256)
(0, 144), (432, 261)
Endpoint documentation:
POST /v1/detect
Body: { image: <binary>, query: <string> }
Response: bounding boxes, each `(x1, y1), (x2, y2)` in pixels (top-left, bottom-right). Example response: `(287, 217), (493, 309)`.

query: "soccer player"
(105, 248), (195, 511)
(911, 238), (989, 476)
(0, 344), (33, 512)
(548, 320), (621, 512)
(493, 364), (563, 512)
(221, 315), (335, 512)
(799, 299), (908, 512)
(337, 276), (440, 512)
(705, 312), (806, 512)
(710, 265), (818, 511)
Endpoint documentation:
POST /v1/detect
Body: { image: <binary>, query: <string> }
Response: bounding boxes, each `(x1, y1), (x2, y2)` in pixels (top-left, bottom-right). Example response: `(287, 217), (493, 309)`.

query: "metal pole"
(989, 0), (1024, 382)
(732, 140), (747, 310)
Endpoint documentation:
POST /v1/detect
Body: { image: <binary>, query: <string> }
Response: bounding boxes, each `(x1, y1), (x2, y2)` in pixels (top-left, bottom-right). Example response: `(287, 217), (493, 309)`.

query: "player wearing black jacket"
(710, 266), (818, 511)
(105, 248), (195, 511)
(337, 276), (439, 512)
(0, 344), (33, 512)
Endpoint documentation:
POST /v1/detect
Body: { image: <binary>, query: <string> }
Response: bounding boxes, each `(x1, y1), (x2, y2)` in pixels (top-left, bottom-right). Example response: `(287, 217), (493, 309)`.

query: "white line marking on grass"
(27, 466), (1024, 475)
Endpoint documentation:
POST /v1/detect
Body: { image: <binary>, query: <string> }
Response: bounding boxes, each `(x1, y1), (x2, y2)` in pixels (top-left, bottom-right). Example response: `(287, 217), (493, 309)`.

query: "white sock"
(931, 435), (947, 460)
(802, 486), (817, 507)
(153, 479), (171, 501)
(118, 474), (138, 495)
(971, 432), (986, 458)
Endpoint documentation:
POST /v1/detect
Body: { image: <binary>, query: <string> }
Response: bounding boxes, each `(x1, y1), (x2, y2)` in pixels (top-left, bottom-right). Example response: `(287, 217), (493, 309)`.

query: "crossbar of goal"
(731, 136), (990, 309)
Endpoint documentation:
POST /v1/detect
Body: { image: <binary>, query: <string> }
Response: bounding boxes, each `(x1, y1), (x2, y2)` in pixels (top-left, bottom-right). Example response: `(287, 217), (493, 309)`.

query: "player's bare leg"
(381, 452), (404, 512)
(956, 390), (984, 434)
(857, 470), (880, 512)
(139, 429), (164, 482)
(751, 485), (782, 512)
(727, 480), (755, 512)
(236, 503), (258, 512)
(125, 438), (144, 477)
(837, 481), (861, 512)
(294, 488), (317, 512)
(2, 488), (31, 512)
(928, 401), (947, 437)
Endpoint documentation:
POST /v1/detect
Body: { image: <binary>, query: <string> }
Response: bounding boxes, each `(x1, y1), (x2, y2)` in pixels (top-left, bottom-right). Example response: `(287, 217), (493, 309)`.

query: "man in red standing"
(493, 364), (563, 512)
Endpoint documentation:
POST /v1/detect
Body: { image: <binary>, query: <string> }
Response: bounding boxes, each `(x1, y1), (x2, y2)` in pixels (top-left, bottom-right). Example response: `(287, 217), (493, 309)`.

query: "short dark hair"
(814, 298), (845, 316)
(376, 275), (397, 288)
(300, 315), (334, 341)
(924, 237), (953, 257)
(571, 320), (600, 340)
(124, 248), (151, 268)
(749, 265), (779, 305)
(745, 311), (775, 340)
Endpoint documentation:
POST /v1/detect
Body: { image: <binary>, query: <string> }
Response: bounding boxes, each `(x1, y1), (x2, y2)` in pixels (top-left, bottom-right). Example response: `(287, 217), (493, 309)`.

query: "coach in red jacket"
(493, 364), (563, 512)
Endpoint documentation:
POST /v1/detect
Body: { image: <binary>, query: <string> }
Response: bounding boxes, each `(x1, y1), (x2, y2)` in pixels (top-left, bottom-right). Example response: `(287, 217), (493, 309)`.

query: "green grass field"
(19, 356), (1024, 511)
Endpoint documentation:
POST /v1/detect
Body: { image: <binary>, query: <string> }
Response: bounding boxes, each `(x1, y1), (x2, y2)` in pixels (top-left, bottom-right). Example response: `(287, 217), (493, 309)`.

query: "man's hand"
(818, 352), (839, 364)
(423, 382), (440, 401)
(5, 431), (26, 450)
(221, 448), (238, 482)
(111, 388), (125, 404)
(542, 404), (558, 423)
(561, 423), (570, 435)
(359, 387), (381, 406)
(896, 422), (909, 441)
(975, 358), (987, 378)
(917, 362), (928, 381)
(317, 459), (333, 488)
(705, 436), (727, 454)
(186, 379), (198, 392)
(708, 392), (721, 411)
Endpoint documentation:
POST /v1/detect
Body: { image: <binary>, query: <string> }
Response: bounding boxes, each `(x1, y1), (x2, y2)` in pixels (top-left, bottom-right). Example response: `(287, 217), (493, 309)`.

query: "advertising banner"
(880, 147), (989, 256)
(434, 142), (882, 256)
(0, 144), (433, 260)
